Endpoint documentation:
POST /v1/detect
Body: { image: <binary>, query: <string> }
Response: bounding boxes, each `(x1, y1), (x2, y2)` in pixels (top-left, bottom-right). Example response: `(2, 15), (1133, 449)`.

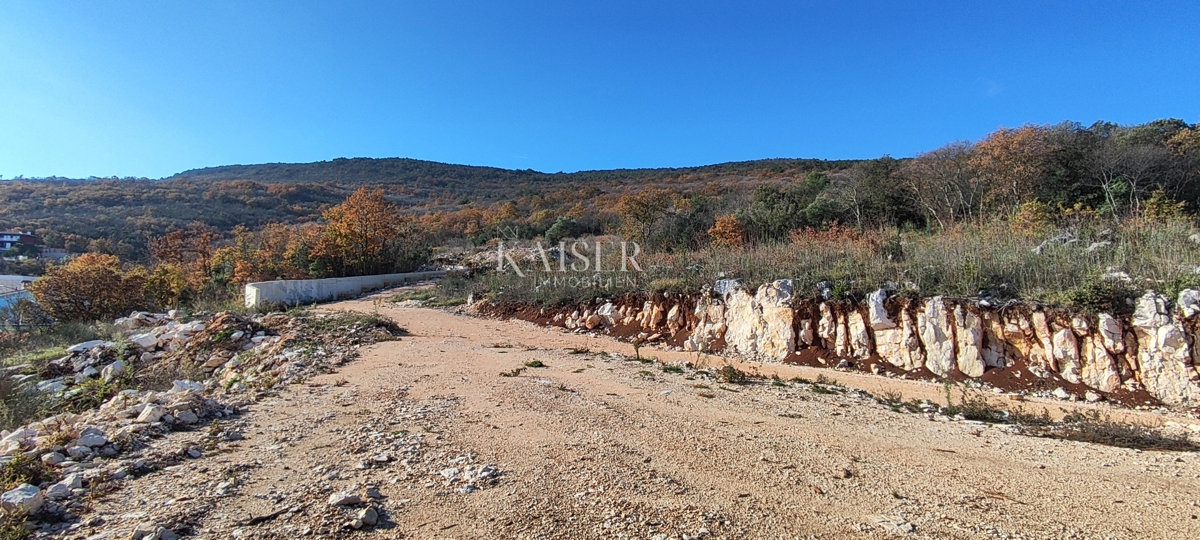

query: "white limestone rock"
(755, 280), (795, 362)
(596, 302), (617, 326)
(1178, 288), (1200, 318)
(101, 360), (125, 383)
(66, 340), (106, 353)
(1131, 292), (1200, 405)
(722, 280), (794, 362)
(867, 289), (895, 330)
(1097, 313), (1125, 354)
(846, 311), (872, 359)
(875, 309), (924, 371)
(683, 300), (725, 353)
(76, 428), (107, 448)
(136, 405), (168, 424)
(918, 297), (956, 377)
(953, 306), (985, 378)
(1051, 327), (1081, 384)
(1080, 333), (1121, 393)
(721, 287), (760, 359)
(0, 484), (43, 514)
(129, 333), (159, 350)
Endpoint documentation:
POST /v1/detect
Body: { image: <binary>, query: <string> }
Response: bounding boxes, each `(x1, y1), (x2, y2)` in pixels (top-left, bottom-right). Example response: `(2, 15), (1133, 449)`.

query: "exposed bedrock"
(556, 284), (1200, 406)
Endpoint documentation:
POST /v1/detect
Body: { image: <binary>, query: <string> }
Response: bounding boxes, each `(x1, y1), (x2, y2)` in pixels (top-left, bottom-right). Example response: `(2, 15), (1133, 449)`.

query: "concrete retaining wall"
(244, 271), (445, 309)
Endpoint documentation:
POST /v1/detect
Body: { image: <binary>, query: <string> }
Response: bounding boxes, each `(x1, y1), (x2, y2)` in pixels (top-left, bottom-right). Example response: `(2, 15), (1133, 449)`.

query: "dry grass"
(464, 217), (1200, 311)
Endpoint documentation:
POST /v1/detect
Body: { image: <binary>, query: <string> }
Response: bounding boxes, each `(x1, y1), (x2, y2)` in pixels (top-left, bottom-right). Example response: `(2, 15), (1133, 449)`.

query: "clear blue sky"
(1, 1), (1197, 179)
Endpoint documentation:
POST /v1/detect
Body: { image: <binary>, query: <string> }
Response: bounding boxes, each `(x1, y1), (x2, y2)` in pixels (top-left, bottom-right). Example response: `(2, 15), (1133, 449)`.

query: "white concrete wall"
(244, 271), (445, 309)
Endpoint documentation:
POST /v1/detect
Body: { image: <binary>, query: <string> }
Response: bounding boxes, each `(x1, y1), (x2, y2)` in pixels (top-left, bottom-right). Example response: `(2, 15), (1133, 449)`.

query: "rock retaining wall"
(505, 281), (1200, 406)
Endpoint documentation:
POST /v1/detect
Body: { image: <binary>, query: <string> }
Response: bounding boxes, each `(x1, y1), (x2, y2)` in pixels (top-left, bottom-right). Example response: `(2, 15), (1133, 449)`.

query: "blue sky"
(1, 1), (1197, 179)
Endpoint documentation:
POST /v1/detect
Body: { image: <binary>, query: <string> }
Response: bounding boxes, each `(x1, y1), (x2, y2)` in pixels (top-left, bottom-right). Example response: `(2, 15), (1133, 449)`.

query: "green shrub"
(716, 365), (746, 384)
(1056, 277), (1137, 314)
(0, 452), (51, 491)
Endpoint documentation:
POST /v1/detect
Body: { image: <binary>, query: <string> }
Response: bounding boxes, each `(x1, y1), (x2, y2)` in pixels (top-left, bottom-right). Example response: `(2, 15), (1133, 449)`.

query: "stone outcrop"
(954, 306), (985, 377)
(1130, 292), (1200, 404)
(918, 297), (956, 377)
(540, 285), (1200, 407)
(721, 280), (795, 362)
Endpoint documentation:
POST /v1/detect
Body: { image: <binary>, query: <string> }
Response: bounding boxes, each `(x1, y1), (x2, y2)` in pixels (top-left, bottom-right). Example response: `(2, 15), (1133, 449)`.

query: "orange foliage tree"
(210, 223), (322, 286)
(615, 188), (674, 242)
(149, 224), (217, 294)
(707, 214), (746, 248)
(970, 125), (1051, 212)
(313, 187), (424, 277)
(29, 253), (152, 321)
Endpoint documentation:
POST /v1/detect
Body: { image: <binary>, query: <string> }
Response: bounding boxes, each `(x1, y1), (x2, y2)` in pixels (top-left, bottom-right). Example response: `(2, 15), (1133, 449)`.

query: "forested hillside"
(0, 157), (851, 259)
(3, 117), (1200, 316)
(1, 118), (1198, 278)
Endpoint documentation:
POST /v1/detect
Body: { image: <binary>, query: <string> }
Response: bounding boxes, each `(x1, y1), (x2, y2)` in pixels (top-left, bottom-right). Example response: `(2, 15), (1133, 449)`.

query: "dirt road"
(83, 291), (1200, 539)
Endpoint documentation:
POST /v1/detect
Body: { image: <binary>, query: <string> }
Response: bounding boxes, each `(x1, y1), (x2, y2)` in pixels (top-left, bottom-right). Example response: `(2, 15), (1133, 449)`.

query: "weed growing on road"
(810, 374), (844, 395)
(815, 374), (840, 387)
(716, 365), (747, 384)
(1022, 410), (1199, 451)
(941, 382), (1008, 422)
(499, 367), (526, 377)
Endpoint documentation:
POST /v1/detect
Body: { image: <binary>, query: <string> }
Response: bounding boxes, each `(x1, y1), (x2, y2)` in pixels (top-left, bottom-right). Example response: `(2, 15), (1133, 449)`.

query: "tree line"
(10, 117), (1200, 321)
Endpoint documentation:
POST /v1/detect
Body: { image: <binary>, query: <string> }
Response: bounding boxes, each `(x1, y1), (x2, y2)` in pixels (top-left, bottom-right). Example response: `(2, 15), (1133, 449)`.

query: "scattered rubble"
(0, 308), (403, 536)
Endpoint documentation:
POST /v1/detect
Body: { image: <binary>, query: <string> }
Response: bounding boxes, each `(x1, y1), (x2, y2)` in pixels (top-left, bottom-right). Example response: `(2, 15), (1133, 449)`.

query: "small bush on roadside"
(1055, 276), (1137, 314)
(0, 378), (51, 433)
(716, 365), (746, 384)
(0, 452), (52, 491)
(29, 253), (153, 322)
(941, 382), (1008, 422)
(1024, 410), (1199, 451)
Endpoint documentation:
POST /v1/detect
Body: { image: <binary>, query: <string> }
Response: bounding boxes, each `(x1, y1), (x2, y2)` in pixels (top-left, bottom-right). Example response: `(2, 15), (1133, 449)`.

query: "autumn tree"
(970, 125), (1051, 212)
(312, 188), (426, 277)
(615, 188), (674, 243)
(146, 263), (191, 308)
(707, 214), (746, 247)
(30, 254), (151, 321)
(149, 224), (217, 290)
(1167, 124), (1200, 157)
